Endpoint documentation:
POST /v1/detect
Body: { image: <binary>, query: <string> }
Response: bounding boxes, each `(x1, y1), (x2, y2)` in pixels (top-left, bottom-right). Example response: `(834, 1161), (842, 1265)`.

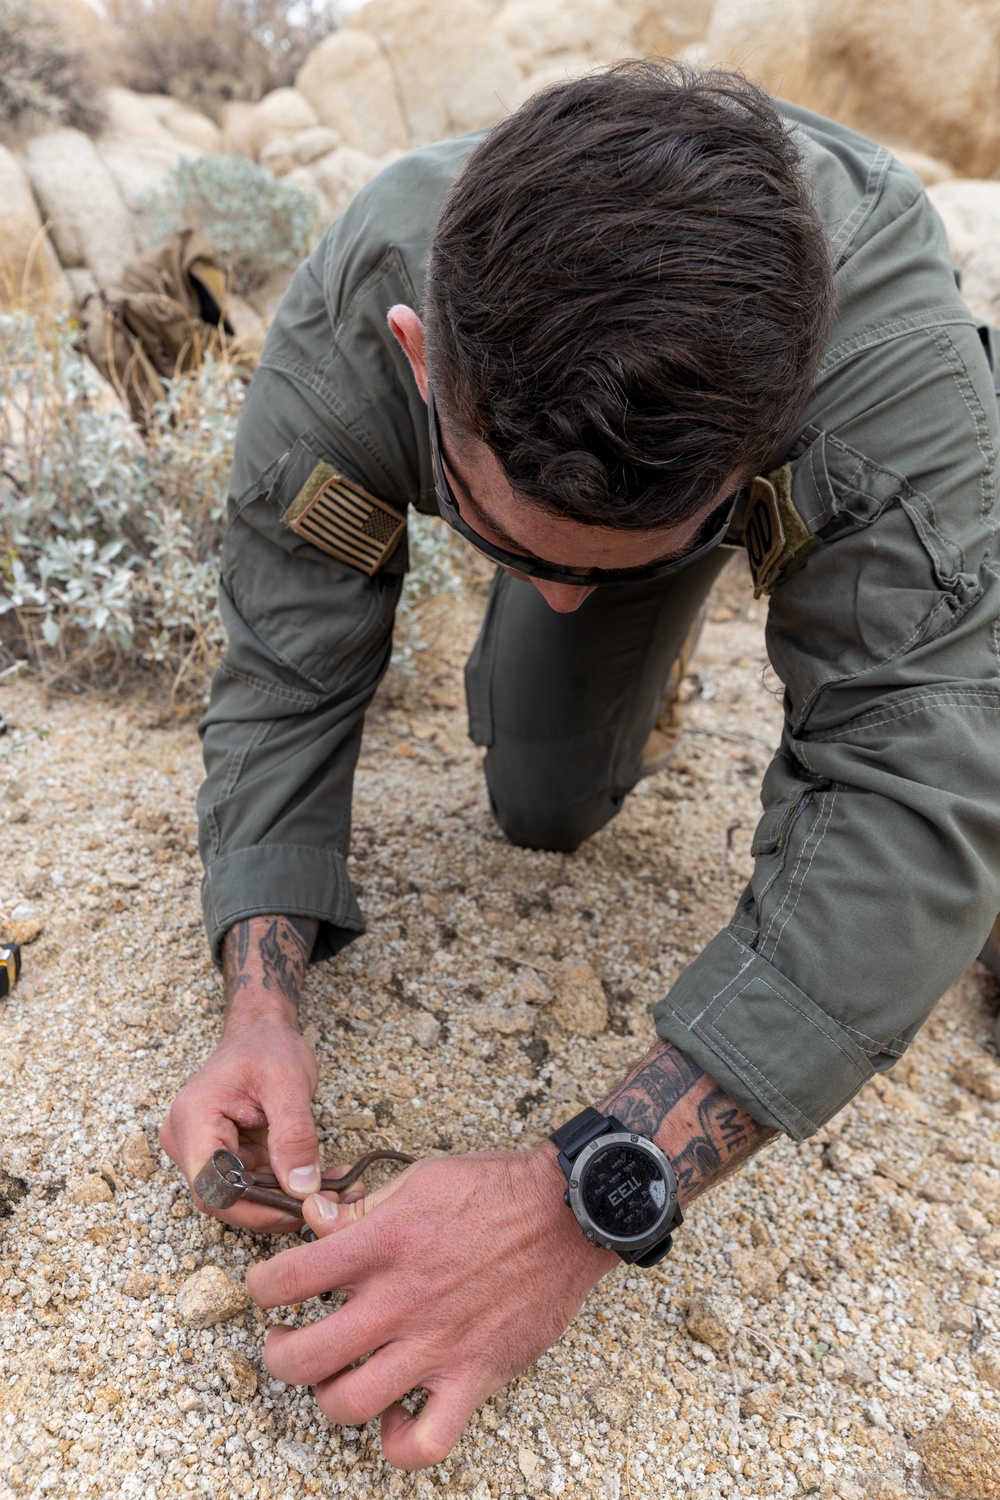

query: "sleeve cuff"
(653, 930), (875, 1140)
(201, 843), (365, 966)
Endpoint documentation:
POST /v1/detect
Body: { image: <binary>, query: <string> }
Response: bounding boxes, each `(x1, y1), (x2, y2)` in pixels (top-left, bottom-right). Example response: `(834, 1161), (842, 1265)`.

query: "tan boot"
(641, 606), (707, 775)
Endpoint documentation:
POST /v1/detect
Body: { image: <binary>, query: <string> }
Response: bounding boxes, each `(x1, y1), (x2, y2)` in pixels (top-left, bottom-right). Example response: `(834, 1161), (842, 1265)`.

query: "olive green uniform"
(198, 103), (1000, 1141)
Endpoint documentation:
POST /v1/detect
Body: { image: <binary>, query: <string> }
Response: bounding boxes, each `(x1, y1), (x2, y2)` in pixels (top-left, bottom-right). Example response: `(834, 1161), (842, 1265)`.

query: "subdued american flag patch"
(282, 461), (406, 575)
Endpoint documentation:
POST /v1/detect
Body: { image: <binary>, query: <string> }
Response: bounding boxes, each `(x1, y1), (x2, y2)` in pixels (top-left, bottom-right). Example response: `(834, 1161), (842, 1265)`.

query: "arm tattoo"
(222, 923), (252, 998)
(602, 1045), (704, 1139)
(222, 916), (317, 1012)
(258, 917), (313, 1000)
(671, 1088), (777, 1202)
(601, 1040), (776, 1206)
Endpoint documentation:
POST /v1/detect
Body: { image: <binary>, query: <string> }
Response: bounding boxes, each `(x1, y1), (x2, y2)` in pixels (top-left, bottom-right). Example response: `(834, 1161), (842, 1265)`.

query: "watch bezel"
(565, 1131), (679, 1254)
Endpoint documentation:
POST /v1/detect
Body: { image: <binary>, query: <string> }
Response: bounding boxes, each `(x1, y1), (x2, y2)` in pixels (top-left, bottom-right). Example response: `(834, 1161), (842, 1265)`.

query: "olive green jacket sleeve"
(654, 109), (1000, 1137)
(196, 139), (477, 963)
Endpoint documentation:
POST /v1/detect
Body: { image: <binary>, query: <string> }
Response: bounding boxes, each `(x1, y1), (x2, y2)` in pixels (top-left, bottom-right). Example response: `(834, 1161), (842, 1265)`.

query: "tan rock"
(310, 146), (382, 222)
(979, 1230), (1000, 1263)
(684, 1292), (743, 1352)
(879, 1081), (931, 1121)
(949, 1052), (1000, 1104)
(346, 0), (524, 143)
(292, 126), (342, 166)
(23, 127), (138, 286)
(927, 182), (1000, 328)
(402, 1010), (441, 1050)
(583, 1382), (631, 1427)
(740, 1381), (783, 1420)
(913, 1408), (1000, 1499)
(729, 1245), (788, 1301)
(974, 1350), (1000, 1393)
(967, 1169), (1000, 1225)
(705, 0), (1000, 178)
(175, 1265), (249, 1328)
(99, 139), (190, 212)
(509, 967), (553, 1005)
(217, 1348), (257, 1401)
(628, 0), (715, 51)
(550, 960), (608, 1038)
(0, 146), (70, 310)
(119, 1129), (154, 1181)
(258, 137), (296, 179)
(248, 87), (320, 161)
(158, 99), (223, 155)
(122, 1269), (157, 1299)
(887, 146), (958, 187)
(296, 30), (409, 157)
(495, 0), (636, 65)
(65, 1173), (114, 1205)
(220, 101), (260, 159)
(1, 916), (43, 946)
(468, 998), (536, 1035)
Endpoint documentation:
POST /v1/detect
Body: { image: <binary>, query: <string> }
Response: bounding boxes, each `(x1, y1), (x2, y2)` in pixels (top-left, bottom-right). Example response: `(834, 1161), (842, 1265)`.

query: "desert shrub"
(0, 0), (106, 143)
(0, 307), (477, 702)
(141, 155), (318, 293)
(107, 0), (337, 121)
(0, 307), (240, 697)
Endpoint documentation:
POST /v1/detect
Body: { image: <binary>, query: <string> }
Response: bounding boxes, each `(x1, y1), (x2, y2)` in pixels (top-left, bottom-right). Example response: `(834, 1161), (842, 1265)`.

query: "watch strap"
(550, 1107), (620, 1163)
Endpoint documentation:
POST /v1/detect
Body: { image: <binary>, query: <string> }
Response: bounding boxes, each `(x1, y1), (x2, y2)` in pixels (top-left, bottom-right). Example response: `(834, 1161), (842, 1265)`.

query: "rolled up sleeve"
(656, 307), (1000, 1138)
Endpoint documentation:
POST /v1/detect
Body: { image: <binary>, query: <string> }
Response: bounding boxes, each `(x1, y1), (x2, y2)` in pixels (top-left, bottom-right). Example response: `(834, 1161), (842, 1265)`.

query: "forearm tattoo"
(222, 916), (317, 1011)
(602, 1041), (776, 1205)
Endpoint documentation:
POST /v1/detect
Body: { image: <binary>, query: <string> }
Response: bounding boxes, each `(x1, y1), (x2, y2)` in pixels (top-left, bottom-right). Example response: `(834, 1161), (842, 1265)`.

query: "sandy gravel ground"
(1, 556), (1000, 1500)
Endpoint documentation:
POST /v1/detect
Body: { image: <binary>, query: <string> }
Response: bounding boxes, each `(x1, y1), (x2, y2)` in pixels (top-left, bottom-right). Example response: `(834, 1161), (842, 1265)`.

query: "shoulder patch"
(282, 462), (406, 575)
(744, 464), (819, 597)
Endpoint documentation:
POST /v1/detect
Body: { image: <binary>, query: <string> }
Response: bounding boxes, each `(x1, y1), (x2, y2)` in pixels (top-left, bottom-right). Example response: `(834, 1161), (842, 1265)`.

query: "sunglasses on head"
(427, 383), (738, 587)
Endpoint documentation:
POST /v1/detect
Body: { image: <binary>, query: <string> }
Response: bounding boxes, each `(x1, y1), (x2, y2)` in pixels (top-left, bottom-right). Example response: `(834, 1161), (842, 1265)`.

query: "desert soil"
(1, 554), (999, 1500)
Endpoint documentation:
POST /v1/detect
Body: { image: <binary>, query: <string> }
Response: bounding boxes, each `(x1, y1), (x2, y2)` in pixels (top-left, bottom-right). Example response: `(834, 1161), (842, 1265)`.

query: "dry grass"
(0, 0), (106, 144)
(105, 0), (339, 121)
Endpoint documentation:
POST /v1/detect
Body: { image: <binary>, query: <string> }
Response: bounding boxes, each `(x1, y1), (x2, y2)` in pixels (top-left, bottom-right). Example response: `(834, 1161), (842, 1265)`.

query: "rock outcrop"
(0, 146), (71, 308)
(706, 0), (1000, 177)
(23, 127), (138, 286)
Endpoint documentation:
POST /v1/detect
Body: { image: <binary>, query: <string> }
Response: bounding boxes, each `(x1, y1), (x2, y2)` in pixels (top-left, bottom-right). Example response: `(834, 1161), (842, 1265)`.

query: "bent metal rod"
(194, 1147), (416, 1219)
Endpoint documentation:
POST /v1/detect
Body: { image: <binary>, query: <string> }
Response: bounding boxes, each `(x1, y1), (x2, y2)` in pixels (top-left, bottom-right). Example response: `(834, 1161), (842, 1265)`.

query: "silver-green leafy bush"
(0, 307), (240, 696)
(140, 154), (318, 293)
(0, 308), (475, 702)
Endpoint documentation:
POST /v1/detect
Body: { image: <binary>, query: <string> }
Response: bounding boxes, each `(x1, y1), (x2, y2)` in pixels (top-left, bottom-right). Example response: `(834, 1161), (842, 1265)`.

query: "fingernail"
(288, 1165), (321, 1194)
(314, 1194), (339, 1221)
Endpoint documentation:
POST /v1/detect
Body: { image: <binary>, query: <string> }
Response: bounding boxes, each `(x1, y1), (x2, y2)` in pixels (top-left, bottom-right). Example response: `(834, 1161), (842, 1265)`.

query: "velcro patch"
(744, 464), (818, 597)
(283, 462), (406, 575)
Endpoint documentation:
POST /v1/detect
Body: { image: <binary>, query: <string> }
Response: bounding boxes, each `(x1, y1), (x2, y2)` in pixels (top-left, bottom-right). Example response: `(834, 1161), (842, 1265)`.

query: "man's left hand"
(246, 1147), (617, 1470)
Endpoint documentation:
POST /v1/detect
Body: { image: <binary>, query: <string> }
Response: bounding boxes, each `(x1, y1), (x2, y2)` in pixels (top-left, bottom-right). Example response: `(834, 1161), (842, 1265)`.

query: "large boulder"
(249, 87), (319, 159)
(628, 0), (716, 51)
(926, 181), (1000, 327)
(310, 146), (383, 222)
(495, 0), (637, 64)
(0, 146), (71, 309)
(98, 90), (200, 214)
(346, 0), (525, 142)
(23, 128), (138, 286)
(296, 30), (410, 156)
(102, 88), (221, 154)
(705, 0), (1000, 177)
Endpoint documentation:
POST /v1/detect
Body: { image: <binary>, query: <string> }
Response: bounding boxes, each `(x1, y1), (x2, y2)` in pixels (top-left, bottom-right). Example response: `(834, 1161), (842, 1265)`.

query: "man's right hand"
(160, 915), (325, 1232)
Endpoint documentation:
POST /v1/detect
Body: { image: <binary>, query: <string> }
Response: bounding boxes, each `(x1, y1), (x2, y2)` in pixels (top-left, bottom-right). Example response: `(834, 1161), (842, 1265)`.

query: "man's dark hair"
(424, 61), (835, 530)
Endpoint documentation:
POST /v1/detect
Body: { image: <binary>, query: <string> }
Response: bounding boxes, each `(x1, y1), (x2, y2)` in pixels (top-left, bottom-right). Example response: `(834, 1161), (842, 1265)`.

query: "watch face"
(580, 1143), (669, 1239)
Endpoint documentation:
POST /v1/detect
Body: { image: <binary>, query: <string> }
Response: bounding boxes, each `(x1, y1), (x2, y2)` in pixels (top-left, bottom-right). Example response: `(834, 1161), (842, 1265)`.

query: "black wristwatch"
(550, 1107), (682, 1267)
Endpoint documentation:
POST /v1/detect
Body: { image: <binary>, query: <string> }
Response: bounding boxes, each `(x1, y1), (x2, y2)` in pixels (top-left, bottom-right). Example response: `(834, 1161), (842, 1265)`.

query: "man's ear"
(387, 304), (428, 402)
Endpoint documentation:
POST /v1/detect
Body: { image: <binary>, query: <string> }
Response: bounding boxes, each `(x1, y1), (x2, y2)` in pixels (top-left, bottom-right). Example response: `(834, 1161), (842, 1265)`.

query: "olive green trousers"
(465, 547), (734, 851)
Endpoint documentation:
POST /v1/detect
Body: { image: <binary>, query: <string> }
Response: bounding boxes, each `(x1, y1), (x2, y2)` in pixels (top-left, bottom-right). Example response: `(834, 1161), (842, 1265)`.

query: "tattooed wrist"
(221, 915), (318, 1018)
(601, 1040), (775, 1206)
